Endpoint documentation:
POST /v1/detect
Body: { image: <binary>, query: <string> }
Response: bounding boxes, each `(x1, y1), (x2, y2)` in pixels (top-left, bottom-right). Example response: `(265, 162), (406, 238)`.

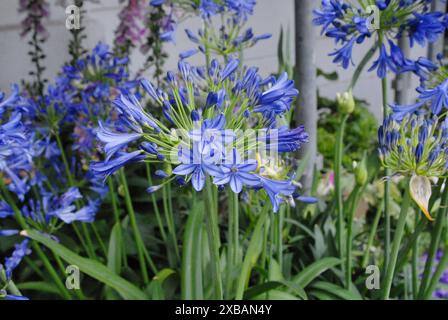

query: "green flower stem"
(52, 251), (85, 300)
(260, 202), (270, 283)
(119, 169), (156, 284)
(392, 221), (426, 294)
(381, 179), (411, 300)
(346, 184), (363, 289)
(348, 43), (378, 91)
(204, 182), (223, 300)
(418, 183), (448, 298)
(54, 132), (96, 260)
(226, 190), (239, 296)
(411, 212), (420, 298)
(145, 164), (167, 243)
(379, 31), (392, 272)
(34, 243), (73, 300)
(362, 199), (383, 269)
(107, 178), (127, 268)
(335, 114), (349, 263)
(277, 206), (284, 271)
(203, 22), (211, 69)
(162, 184), (180, 264)
(231, 191), (239, 266)
(267, 210), (276, 300)
(91, 223), (107, 257)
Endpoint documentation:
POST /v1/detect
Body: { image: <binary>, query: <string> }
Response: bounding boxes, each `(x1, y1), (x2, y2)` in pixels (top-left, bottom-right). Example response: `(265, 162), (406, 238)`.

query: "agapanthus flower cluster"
(391, 59), (448, 118)
(313, 0), (448, 78)
(0, 110), (33, 201)
(92, 58), (313, 212)
(51, 43), (135, 160)
(114, 0), (148, 56)
(0, 93), (99, 279)
(378, 113), (448, 220)
(150, 0), (271, 56)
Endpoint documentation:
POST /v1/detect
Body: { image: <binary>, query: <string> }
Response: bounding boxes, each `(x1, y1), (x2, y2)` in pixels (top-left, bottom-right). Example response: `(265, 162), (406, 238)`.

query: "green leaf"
(252, 290), (300, 300)
(107, 222), (123, 274)
(244, 280), (307, 300)
(17, 281), (59, 295)
(22, 229), (148, 300)
(293, 257), (341, 288)
(147, 268), (176, 300)
(235, 210), (268, 300)
(310, 281), (362, 300)
(277, 26), (285, 72)
(317, 68), (339, 81)
(308, 289), (339, 300)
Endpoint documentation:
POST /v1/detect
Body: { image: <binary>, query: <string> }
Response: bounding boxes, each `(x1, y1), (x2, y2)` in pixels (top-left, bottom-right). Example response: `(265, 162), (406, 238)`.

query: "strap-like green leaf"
(22, 229), (148, 300)
(311, 281), (362, 300)
(244, 280), (307, 300)
(235, 211), (268, 300)
(293, 257), (341, 288)
(107, 222), (123, 274)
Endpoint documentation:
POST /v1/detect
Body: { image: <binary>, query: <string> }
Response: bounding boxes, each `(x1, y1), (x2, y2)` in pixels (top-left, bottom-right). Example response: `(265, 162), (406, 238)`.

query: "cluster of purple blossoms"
(114, 0), (148, 55)
(313, 0), (448, 79)
(0, 43), (136, 280)
(91, 58), (315, 212)
(18, 0), (50, 40)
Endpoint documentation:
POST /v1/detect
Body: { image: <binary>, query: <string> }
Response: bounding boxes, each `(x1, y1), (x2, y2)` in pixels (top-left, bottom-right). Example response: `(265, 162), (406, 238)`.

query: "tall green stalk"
(335, 114), (349, 262)
(119, 169), (157, 284)
(362, 199), (383, 269)
(108, 178), (127, 268)
(226, 190), (239, 297)
(54, 132), (96, 259)
(418, 182), (448, 298)
(204, 182), (223, 299)
(379, 32), (391, 271)
(346, 185), (363, 289)
(145, 164), (167, 243)
(230, 191), (239, 266)
(162, 184), (180, 264)
(411, 212), (420, 298)
(381, 179), (411, 299)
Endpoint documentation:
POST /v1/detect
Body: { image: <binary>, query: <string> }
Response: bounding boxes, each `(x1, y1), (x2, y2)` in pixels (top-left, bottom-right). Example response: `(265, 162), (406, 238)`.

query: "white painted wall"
(0, 0), (426, 119)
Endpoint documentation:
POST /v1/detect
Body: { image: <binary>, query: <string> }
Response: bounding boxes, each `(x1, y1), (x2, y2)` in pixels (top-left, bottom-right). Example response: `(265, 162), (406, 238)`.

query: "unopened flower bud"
(354, 158), (368, 186)
(336, 90), (355, 115)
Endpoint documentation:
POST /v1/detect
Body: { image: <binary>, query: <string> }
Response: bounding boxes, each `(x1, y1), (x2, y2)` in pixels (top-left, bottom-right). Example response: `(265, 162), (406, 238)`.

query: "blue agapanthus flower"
(0, 84), (20, 114)
(92, 58), (314, 212)
(313, 0), (448, 79)
(213, 148), (260, 194)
